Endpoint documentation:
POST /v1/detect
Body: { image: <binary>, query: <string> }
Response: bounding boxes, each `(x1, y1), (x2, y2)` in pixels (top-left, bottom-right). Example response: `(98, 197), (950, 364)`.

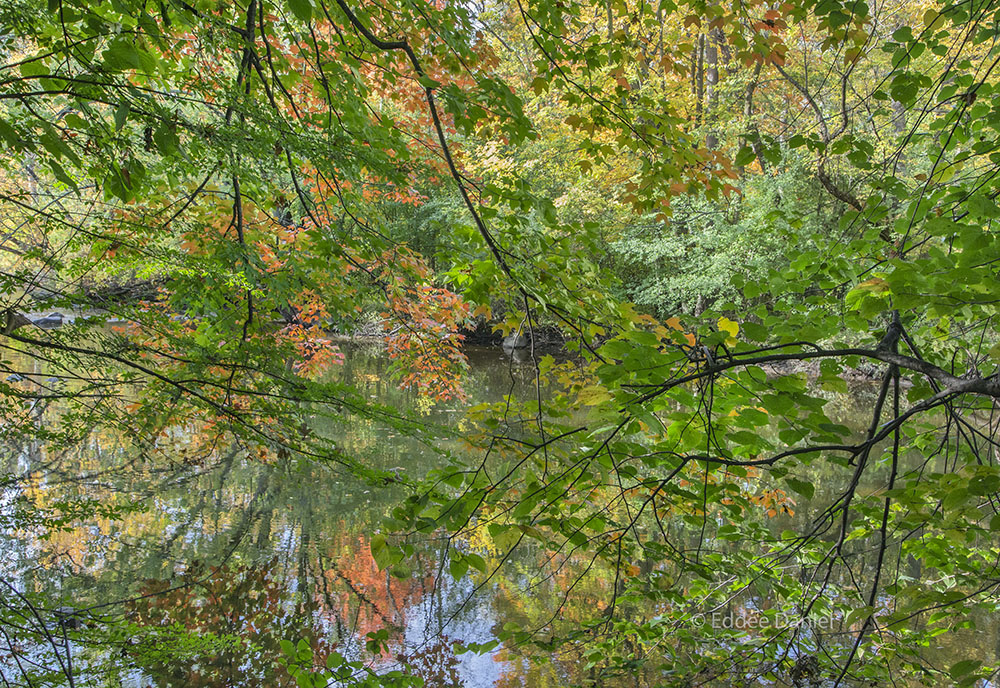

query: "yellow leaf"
(578, 385), (612, 407)
(717, 317), (739, 339)
(856, 277), (888, 293)
(931, 165), (957, 184)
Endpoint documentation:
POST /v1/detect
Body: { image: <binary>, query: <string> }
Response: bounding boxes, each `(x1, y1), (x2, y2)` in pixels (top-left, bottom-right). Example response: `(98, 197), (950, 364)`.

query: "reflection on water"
(0, 345), (550, 686)
(2, 345), (999, 686)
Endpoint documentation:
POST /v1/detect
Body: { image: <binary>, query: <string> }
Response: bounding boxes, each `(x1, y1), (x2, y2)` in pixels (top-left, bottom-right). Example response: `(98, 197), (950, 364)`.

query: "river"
(2, 344), (998, 687)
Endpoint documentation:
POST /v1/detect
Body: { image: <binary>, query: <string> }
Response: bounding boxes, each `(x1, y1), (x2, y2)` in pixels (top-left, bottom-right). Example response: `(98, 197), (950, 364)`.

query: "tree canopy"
(5, 0), (1000, 684)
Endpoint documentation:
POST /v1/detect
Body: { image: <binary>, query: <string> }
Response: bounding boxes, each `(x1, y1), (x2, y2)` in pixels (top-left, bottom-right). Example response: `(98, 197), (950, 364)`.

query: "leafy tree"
(4, 0), (1000, 685)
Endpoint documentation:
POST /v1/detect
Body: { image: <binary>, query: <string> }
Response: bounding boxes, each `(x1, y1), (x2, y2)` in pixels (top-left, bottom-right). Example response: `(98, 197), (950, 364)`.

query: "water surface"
(2, 344), (997, 686)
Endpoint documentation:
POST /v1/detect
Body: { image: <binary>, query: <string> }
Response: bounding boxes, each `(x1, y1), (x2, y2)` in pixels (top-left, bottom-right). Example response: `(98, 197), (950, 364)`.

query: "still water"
(2, 344), (998, 686)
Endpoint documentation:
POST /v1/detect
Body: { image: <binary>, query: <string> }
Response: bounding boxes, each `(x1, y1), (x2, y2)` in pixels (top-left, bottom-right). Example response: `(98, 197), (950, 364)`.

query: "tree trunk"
(705, 30), (719, 150)
(892, 98), (907, 175)
(745, 62), (767, 175)
(695, 33), (705, 125)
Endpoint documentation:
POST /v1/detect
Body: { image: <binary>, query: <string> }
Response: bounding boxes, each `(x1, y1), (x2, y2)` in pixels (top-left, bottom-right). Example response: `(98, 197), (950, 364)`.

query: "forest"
(2, 0), (1000, 685)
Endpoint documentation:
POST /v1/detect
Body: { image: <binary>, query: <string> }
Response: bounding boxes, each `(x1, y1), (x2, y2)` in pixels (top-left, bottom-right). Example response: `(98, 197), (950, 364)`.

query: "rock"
(33, 312), (64, 328)
(502, 334), (529, 349)
(502, 346), (534, 363)
(54, 606), (83, 630)
(789, 654), (821, 687)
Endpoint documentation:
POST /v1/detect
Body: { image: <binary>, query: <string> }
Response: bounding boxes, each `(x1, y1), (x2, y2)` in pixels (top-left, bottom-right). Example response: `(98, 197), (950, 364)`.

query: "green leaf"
(949, 659), (981, 679)
(0, 118), (20, 148)
(465, 552), (487, 573)
(20, 60), (47, 78)
(114, 102), (129, 131)
(103, 40), (142, 72)
(844, 605), (874, 628)
(943, 487), (969, 511)
(449, 556), (469, 580)
(152, 122), (179, 155)
(785, 478), (814, 500)
(734, 146), (756, 167)
(287, 0), (312, 22)
(418, 74), (441, 89)
(48, 159), (78, 191)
